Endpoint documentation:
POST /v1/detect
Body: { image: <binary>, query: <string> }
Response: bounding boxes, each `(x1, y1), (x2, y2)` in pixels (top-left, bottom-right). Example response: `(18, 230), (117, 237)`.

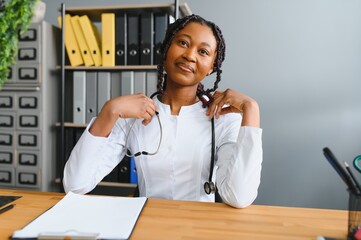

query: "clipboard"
(0, 196), (21, 208)
(38, 230), (98, 240)
(12, 192), (147, 239)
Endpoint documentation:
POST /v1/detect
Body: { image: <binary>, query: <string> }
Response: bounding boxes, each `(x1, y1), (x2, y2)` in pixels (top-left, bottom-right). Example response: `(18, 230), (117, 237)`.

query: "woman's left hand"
(206, 89), (260, 127)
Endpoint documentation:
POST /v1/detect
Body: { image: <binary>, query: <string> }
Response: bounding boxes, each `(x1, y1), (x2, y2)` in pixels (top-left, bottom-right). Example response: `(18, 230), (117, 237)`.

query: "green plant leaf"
(0, 0), (39, 89)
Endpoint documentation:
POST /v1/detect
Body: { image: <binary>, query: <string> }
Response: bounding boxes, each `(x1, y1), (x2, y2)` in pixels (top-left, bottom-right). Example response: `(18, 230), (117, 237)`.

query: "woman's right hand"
(110, 94), (158, 123)
(89, 94), (158, 137)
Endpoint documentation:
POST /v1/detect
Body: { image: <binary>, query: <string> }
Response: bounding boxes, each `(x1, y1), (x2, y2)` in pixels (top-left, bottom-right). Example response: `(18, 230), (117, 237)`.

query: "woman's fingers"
(142, 111), (154, 125)
(208, 90), (229, 119)
(214, 93), (229, 119)
(115, 94), (158, 124)
(207, 89), (246, 119)
(142, 103), (157, 125)
(207, 90), (222, 117)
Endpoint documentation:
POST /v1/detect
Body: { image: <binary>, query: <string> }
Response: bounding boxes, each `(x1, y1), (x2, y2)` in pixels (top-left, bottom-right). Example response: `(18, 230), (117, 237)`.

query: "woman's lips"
(176, 62), (194, 73)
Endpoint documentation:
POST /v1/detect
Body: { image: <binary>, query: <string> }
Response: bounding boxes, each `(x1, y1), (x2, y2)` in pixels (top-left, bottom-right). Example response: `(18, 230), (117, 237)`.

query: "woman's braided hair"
(155, 14), (226, 107)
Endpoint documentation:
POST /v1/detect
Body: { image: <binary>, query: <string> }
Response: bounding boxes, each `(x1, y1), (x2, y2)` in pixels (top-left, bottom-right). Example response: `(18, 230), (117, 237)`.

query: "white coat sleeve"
(216, 119), (263, 208)
(63, 118), (127, 194)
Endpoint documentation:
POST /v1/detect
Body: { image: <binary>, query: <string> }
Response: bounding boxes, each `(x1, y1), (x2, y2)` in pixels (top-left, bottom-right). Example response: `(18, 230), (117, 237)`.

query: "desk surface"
(0, 189), (347, 240)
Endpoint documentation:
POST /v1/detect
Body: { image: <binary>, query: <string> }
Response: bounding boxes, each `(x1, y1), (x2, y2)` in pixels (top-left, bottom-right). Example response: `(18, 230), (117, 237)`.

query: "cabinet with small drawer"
(0, 21), (60, 191)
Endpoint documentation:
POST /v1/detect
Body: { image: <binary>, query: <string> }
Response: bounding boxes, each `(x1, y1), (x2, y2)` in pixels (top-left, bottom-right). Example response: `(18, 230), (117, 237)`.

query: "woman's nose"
(182, 48), (196, 62)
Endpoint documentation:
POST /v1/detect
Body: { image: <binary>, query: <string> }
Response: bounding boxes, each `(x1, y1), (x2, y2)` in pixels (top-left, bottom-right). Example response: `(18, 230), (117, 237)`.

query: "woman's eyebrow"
(176, 33), (213, 49)
(175, 33), (192, 40)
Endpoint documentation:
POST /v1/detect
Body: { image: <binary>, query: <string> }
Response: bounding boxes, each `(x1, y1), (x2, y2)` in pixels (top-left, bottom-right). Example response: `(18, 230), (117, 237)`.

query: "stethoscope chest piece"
(204, 181), (216, 194)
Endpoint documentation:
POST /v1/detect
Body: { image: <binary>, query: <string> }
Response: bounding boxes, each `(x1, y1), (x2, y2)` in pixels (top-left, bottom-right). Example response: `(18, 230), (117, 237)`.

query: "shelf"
(63, 3), (192, 21)
(55, 122), (87, 128)
(59, 65), (158, 71)
(57, 1), (190, 195)
(54, 178), (137, 188)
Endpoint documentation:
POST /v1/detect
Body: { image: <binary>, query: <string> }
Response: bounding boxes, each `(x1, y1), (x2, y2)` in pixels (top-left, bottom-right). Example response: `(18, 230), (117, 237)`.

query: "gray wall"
(43, 0), (361, 210)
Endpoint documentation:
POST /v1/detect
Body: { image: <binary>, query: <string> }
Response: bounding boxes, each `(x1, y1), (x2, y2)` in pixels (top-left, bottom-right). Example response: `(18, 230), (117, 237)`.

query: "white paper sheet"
(12, 192), (147, 239)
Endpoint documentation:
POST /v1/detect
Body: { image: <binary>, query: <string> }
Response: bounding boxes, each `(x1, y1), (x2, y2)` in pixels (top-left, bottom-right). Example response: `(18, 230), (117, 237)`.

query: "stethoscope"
(124, 111), (163, 157)
(124, 93), (217, 195)
(204, 117), (216, 195)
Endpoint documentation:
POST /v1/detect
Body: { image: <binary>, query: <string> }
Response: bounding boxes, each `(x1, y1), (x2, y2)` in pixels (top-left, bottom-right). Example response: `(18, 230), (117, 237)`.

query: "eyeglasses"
(124, 111), (163, 158)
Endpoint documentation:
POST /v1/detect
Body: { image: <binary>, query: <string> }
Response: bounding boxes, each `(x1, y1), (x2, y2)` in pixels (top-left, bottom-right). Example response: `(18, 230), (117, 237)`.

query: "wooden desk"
(0, 189), (347, 240)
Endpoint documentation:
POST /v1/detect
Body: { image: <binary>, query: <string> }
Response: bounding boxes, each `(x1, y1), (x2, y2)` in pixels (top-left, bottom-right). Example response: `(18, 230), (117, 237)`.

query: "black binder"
(115, 12), (127, 65)
(140, 12), (154, 65)
(102, 156), (130, 183)
(127, 14), (140, 65)
(153, 12), (169, 65)
(118, 156), (131, 183)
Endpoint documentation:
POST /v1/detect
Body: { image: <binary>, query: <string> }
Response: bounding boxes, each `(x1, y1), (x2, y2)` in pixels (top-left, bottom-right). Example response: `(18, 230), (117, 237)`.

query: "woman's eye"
(179, 40), (188, 46)
(199, 49), (209, 56)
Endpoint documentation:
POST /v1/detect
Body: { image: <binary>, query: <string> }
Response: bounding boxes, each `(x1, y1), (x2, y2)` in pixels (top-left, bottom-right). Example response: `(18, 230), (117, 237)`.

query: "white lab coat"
(63, 97), (263, 208)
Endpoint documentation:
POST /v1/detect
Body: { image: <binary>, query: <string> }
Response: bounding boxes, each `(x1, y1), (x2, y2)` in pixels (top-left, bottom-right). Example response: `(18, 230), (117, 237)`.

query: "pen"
(345, 162), (361, 193)
(0, 204), (15, 214)
(323, 147), (358, 194)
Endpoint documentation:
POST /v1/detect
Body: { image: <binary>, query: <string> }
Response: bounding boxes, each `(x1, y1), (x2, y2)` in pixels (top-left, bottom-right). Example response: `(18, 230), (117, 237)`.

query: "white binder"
(134, 71), (146, 94)
(146, 71), (158, 97)
(97, 72), (111, 114)
(121, 71), (134, 96)
(73, 71), (86, 124)
(85, 72), (97, 123)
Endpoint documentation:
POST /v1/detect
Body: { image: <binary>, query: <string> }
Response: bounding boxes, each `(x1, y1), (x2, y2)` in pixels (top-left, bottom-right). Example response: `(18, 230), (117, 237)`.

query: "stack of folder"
(79, 15), (102, 66)
(58, 14), (102, 67)
(57, 15), (84, 67)
(58, 10), (172, 67)
(71, 70), (157, 125)
(71, 15), (94, 66)
(102, 13), (115, 66)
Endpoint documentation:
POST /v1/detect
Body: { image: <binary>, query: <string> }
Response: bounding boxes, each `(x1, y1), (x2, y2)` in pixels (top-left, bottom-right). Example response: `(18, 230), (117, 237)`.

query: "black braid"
(157, 14), (226, 107)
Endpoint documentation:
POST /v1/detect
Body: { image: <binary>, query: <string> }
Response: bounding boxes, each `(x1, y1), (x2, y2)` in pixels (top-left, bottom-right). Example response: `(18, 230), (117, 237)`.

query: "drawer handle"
(1, 86), (40, 91)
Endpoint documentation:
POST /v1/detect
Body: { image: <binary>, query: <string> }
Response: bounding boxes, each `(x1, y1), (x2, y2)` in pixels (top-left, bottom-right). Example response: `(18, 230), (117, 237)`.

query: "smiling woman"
(158, 15), (225, 109)
(161, 22), (218, 113)
(63, 14), (263, 209)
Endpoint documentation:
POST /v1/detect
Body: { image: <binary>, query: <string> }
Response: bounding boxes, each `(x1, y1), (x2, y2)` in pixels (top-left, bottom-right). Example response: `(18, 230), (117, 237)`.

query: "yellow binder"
(57, 15), (84, 67)
(78, 15), (102, 66)
(101, 13), (115, 67)
(70, 15), (94, 67)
